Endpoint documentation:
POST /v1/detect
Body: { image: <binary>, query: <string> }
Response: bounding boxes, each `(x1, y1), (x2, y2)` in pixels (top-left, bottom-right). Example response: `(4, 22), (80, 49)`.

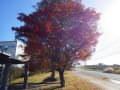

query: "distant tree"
(12, 0), (100, 87)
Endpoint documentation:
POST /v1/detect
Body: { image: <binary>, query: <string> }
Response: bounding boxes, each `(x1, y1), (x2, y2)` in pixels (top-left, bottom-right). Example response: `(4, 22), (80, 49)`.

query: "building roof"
(0, 53), (28, 64)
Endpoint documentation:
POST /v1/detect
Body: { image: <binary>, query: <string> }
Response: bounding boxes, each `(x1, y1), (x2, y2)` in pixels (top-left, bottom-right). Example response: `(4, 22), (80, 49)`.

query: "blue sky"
(0, 0), (120, 65)
(0, 0), (39, 41)
(83, 0), (120, 65)
(0, 0), (110, 41)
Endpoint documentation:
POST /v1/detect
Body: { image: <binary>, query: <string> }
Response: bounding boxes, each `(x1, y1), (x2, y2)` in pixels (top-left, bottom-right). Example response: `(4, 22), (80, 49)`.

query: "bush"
(103, 68), (114, 73)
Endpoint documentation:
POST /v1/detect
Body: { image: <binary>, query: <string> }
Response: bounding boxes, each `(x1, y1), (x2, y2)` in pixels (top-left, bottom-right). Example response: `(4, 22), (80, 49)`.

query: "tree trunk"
(50, 63), (56, 81)
(0, 64), (4, 83)
(58, 67), (65, 87)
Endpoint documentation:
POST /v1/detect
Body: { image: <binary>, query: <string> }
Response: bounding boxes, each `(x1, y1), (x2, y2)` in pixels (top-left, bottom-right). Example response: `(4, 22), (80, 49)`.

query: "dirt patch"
(99, 77), (109, 81)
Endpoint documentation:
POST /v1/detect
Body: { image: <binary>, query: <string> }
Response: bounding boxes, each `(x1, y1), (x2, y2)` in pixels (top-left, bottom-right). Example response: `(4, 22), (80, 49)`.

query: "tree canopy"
(12, 0), (100, 71)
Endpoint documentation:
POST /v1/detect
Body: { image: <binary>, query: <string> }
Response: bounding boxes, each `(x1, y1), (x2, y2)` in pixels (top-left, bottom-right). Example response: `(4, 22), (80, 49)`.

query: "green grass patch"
(11, 72), (59, 84)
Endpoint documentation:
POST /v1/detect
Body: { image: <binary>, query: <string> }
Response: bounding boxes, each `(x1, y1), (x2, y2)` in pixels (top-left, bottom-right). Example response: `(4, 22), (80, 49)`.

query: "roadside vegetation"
(10, 71), (102, 90)
(113, 68), (120, 74)
(80, 65), (120, 74)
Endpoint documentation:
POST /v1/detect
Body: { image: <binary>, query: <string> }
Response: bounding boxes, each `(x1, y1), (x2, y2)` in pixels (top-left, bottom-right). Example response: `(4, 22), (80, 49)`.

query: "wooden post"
(23, 63), (29, 89)
(0, 64), (4, 82)
(0, 63), (11, 90)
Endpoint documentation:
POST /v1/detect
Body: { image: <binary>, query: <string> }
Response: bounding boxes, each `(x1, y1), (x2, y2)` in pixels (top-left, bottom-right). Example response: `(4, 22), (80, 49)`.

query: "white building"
(0, 41), (27, 61)
(72, 60), (86, 67)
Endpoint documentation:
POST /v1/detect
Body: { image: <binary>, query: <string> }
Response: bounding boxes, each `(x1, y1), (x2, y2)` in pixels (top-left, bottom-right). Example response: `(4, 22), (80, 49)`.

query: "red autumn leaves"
(12, 0), (100, 71)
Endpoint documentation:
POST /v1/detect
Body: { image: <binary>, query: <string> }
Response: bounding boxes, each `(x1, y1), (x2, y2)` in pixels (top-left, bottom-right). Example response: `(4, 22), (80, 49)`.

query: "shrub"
(103, 68), (114, 73)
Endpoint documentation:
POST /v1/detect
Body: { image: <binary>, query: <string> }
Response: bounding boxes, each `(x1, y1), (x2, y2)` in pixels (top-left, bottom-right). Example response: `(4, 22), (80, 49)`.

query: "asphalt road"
(72, 68), (120, 90)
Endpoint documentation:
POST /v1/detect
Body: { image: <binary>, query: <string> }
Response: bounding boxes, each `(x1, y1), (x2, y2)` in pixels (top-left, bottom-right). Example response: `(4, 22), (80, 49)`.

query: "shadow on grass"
(9, 77), (61, 90)
(9, 83), (61, 90)
(42, 85), (61, 90)
(8, 84), (24, 90)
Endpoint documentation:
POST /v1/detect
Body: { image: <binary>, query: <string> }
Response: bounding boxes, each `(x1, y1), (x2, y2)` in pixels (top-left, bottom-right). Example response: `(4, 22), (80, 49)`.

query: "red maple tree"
(12, 0), (100, 87)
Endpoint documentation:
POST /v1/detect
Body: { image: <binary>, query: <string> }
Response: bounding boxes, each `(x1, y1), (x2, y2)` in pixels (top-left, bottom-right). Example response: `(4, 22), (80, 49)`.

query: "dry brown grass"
(11, 71), (103, 90)
(58, 71), (102, 90)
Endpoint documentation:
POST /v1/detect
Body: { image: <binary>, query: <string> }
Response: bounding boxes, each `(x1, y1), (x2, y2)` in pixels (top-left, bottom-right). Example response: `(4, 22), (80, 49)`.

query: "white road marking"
(110, 79), (120, 84)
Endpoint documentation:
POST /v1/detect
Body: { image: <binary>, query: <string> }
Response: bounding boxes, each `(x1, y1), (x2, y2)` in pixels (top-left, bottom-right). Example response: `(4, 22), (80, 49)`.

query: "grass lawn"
(10, 71), (102, 90)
